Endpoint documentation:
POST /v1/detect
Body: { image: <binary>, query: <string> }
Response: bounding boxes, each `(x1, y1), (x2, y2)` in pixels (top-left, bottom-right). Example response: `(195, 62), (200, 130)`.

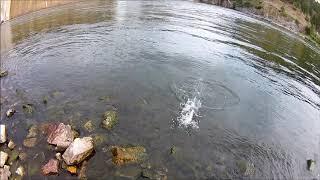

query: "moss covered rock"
(101, 111), (118, 130)
(111, 146), (146, 165)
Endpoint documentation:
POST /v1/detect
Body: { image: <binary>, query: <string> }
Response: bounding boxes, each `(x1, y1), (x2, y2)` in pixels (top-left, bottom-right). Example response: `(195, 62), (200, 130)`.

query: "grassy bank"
(229, 0), (320, 45)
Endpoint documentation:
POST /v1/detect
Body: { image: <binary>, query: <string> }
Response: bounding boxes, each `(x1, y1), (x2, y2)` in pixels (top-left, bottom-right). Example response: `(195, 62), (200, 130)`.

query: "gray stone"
(0, 151), (8, 167)
(15, 166), (25, 176)
(0, 70), (8, 78)
(26, 125), (38, 138)
(236, 160), (255, 176)
(307, 159), (316, 171)
(83, 120), (95, 133)
(8, 140), (15, 150)
(62, 137), (94, 165)
(6, 109), (15, 117)
(22, 104), (34, 114)
(0, 125), (6, 143)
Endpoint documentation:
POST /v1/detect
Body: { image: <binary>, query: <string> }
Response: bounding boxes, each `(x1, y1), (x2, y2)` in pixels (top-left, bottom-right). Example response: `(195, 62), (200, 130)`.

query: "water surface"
(1, 0), (320, 179)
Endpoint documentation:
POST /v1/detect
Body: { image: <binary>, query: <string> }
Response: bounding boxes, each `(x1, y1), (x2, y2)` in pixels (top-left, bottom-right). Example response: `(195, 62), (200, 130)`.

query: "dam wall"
(1, 0), (73, 23)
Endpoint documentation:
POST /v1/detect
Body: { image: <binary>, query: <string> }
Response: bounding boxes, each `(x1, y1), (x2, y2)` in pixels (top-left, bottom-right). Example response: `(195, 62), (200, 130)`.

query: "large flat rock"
(62, 137), (94, 165)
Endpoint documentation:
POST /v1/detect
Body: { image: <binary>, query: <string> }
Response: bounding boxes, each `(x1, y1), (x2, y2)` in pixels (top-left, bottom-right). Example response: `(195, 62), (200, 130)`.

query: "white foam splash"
(177, 96), (201, 129)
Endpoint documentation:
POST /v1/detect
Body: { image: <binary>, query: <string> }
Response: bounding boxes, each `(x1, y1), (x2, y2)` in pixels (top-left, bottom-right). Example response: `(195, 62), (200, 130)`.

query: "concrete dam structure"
(1, 0), (73, 22)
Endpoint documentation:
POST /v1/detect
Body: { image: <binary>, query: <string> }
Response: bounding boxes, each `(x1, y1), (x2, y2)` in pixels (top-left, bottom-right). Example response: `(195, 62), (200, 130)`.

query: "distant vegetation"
(284, 0), (320, 31)
(232, 0), (320, 44)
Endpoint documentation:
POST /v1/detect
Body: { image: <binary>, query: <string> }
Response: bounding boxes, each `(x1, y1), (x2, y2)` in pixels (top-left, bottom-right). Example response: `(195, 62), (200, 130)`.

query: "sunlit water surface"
(1, 0), (320, 179)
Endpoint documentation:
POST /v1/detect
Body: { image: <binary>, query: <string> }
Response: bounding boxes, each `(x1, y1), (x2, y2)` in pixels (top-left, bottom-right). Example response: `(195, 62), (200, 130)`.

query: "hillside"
(233, 0), (320, 43)
(201, 0), (320, 44)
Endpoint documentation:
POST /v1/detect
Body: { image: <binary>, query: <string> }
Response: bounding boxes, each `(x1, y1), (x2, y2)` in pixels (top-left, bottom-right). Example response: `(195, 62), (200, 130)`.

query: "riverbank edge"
(235, 7), (320, 48)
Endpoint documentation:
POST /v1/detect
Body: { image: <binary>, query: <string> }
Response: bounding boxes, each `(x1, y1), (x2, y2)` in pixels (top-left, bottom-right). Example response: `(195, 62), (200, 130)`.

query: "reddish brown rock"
(47, 123), (74, 150)
(41, 159), (59, 176)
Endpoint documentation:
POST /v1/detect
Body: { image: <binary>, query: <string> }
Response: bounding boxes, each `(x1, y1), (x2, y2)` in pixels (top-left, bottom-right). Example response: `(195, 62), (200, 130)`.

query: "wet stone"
(236, 160), (255, 176)
(115, 166), (142, 179)
(0, 70), (8, 78)
(23, 137), (37, 148)
(111, 146), (146, 166)
(307, 159), (316, 171)
(141, 169), (167, 180)
(6, 109), (15, 117)
(8, 140), (16, 150)
(0, 125), (7, 143)
(22, 104), (35, 114)
(18, 152), (27, 162)
(67, 166), (77, 175)
(8, 149), (19, 164)
(41, 159), (59, 176)
(0, 165), (11, 180)
(55, 153), (62, 161)
(15, 166), (25, 176)
(43, 96), (49, 104)
(92, 133), (107, 146)
(26, 125), (38, 138)
(62, 137), (94, 165)
(170, 146), (178, 155)
(47, 123), (74, 151)
(78, 160), (88, 180)
(83, 120), (95, 133)
(101, 110), (118, 130)
(0, 151), (9, 167)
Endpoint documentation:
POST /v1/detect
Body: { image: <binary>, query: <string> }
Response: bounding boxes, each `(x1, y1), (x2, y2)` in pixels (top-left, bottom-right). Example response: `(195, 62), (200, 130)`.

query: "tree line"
(282, 0), (320, 32)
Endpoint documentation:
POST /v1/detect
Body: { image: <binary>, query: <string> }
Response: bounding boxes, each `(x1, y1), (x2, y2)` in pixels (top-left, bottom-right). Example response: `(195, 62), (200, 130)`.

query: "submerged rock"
(18, 152), (27, 162)
(78, 160), (88, 179)
(6, 109), (15, 117)
(0, 125), (6, 143)
(62, 137), (94, 165)
(66, 165), (77, 175)
(8, 150), (19, 164)
(83, 120), (95, 133)
(0, 165), (11, 180)
(41, 159), (59, 176)
(26, 125), (38, 138)
(236, 160), (255, 176)
(55, 153), (62, 161)
(22, 104), (35, 114)
(170, 146), (178, 155)
(23, 137), (37, 148)
(15, 166), (25, 176)
(47, 123), (74, 151)
(307, 159), (316, 171)
(43, 96), (49, 104)
(111, 146), (146, 165)
(8, 140), (16, 150)
(141, 169), (167, 180)
(101, 111), (118, 130)
(115, 166), (142, 179)
(0, 151), (8, 167)
(0, 70), (8, 78)
(92, 134), (107, 146)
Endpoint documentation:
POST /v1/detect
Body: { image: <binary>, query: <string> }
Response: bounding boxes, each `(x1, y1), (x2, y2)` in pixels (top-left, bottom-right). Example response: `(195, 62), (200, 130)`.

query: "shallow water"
(1, 0), (320, 179)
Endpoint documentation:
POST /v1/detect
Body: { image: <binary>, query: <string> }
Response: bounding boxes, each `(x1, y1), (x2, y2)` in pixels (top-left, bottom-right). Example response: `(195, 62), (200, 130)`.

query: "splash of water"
(176, 80), (203, 129)
(177, 96), (202, 129)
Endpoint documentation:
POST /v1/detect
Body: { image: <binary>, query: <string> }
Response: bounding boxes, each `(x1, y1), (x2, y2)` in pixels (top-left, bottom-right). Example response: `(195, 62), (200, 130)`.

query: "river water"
(1, 0), (320, 179)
